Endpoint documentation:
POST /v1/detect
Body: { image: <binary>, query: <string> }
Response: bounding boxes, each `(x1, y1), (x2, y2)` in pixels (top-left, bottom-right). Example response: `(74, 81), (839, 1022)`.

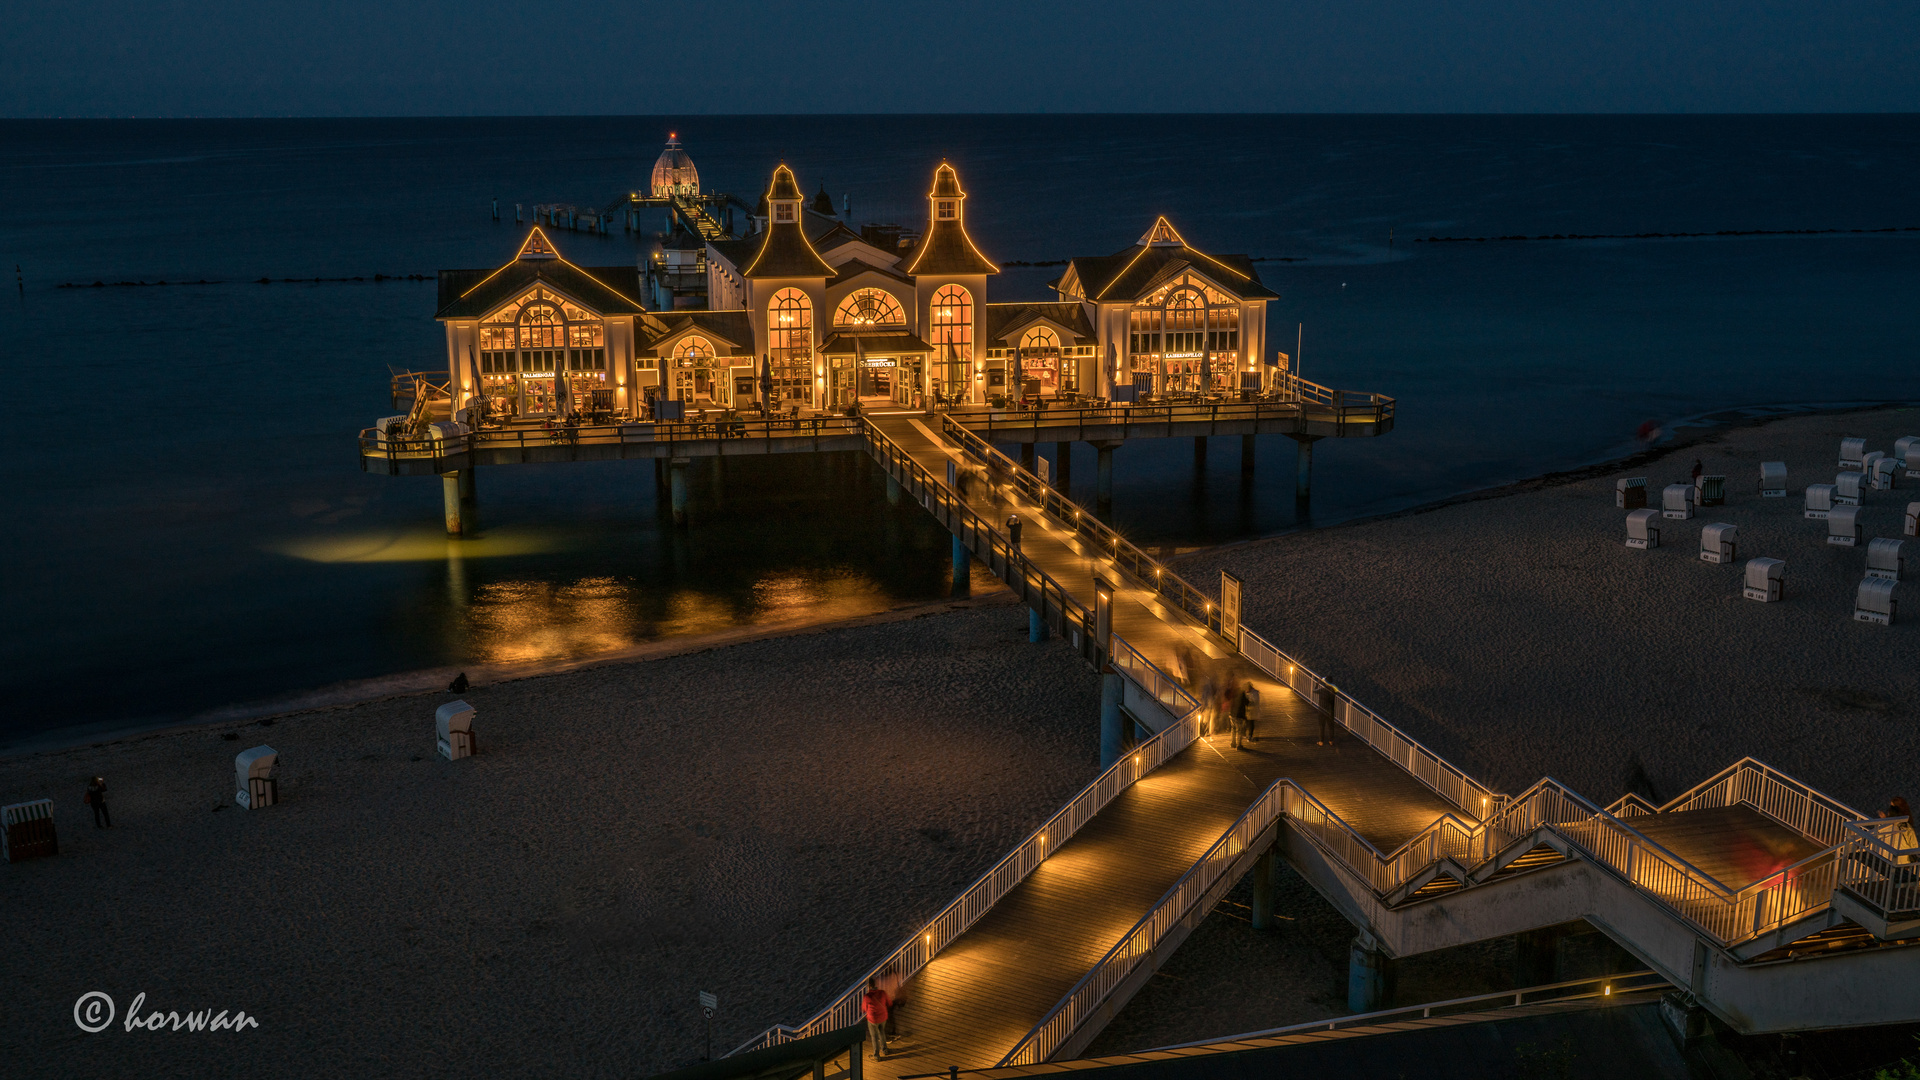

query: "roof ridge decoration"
(906, 161), (998, 276)
(517, 227), (560, 261)
(1140, 216), (1185, 247)
(1092, 218), (1252, 300)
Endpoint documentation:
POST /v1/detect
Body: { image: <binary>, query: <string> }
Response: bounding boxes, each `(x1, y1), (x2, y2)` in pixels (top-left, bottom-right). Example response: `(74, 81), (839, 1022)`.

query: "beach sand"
(0, 597), (1104, 1079)
(1182, 406), (1920, 815)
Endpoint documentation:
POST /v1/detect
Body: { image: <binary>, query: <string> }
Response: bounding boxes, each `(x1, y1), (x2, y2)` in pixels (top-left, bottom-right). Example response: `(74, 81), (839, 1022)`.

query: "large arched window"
(519, 303), (565, 372)
(1019, 327), (1062, 392)
(768, 288), (813, 401)
(834, 287), (905, 327)
(676, 336), (715, 366)
(929, 284), (972, 398)
(1128, 275), (1241, 395)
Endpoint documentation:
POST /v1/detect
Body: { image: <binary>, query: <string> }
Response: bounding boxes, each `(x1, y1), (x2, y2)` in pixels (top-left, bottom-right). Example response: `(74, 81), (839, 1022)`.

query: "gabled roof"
(983, 302), (1099, 346)
(828, 257), (914, 287)
(644, 310), (755, 355)
(437, 227), (646, 320)
(1061, 219), (1278, 303)
(902, 162), (998, 277)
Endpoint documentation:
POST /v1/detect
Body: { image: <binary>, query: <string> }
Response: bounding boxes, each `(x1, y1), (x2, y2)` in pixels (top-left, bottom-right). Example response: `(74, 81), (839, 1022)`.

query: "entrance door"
(521, 376), (556, 415)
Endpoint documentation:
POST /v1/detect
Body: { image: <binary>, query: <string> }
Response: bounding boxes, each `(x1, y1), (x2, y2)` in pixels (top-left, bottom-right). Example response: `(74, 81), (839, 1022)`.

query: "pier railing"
(731, 633), (1201, 1057)
(1606, 757), (1860, 849)
(1836, 818), (1920, 922)
(358, 415), (865, 465)
(954, 390), (1394, 441)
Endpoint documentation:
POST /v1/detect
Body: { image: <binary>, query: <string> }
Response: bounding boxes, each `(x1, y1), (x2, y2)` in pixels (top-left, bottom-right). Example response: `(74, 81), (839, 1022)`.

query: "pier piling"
(442, 472), (465, 537)
(1348, 933), (1396, 1012)
(1093, 442), (1118, 516)
(886, 474), (902, 506)
(1251, 849), (1276, 929)
(1193, 436), (1208, 468)
(1020, 443), (1036, 471)
(1054, 443), (1071, 489)
(1028, 607), (1049, 643)
(669, 459), (689, 527)
(1241, 435), (1256, 476)
(1099, 671), (1124, 768)
(951, 533), (971, 598)
(1289, 434), (1319, 501)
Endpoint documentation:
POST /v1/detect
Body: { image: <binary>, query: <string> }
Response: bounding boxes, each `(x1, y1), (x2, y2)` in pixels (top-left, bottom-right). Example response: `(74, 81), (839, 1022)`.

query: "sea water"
(2, 115), (1916, 742)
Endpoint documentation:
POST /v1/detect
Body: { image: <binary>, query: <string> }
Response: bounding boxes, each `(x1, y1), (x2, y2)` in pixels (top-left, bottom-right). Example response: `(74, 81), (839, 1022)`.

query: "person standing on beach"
(861, 978), (890, 1060)
(85, 777), (110, 828)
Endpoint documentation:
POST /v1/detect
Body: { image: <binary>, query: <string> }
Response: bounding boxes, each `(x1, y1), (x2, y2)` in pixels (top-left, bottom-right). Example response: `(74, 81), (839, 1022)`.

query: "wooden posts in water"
(442, 472), (465, 536)
(1099, 671), (1124, 768)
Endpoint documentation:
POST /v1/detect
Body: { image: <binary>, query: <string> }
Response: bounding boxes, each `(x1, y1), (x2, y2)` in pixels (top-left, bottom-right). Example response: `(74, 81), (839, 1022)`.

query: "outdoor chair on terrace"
(1662, 483), (1695, 520)
(1840, 437), (1867, 471)
(1855, 577), (1897, 625)
(1760, 461), (1788, 498)
(1743, 558), (1785, 603)
(1700, 523), (1737, 564)
(1616, 477), (1648, 509)
(1828, 506), (1861, 547)
(1867, 538), (1905, 582)
(1626, 508), (1660, 549)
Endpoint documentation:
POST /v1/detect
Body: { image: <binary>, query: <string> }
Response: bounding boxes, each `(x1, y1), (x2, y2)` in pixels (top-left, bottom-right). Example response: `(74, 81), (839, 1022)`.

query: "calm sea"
(2, 115), (1917, 743)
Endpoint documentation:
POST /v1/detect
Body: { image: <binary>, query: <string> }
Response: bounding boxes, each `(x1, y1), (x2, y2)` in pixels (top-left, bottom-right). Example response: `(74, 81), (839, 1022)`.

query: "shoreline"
(0, 586), (1015, 761)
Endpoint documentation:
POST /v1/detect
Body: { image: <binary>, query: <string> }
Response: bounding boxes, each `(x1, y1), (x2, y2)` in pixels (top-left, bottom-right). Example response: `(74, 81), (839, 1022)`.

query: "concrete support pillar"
(458, 466), (477, 506)
(951, 532), (971, 598)
(1513, 927), (1565, 987)
(1055, 442), (1072, 489)
(1251, 851), (1276, 930)
(669, 459), (689, 527)
(1094, 443), (1117, 516)
(654, 458), (668, 500)
(1348, 934), (1395, 1013)
(885, 474), (902, 506)
(1099, 672), (1124, 768)
(1019, 442), (1036, 471)
(1193, 436), (1208, 468)
(1241, 435), (1256, 476)
(1290, 434), (1319, 501)
(442, 473), (465, 537)
(1029, 607), (1049, 643)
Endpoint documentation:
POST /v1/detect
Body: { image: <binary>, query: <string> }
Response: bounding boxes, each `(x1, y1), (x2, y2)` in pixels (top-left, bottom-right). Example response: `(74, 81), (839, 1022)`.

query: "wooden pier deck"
(857, 414), (1462, 1076)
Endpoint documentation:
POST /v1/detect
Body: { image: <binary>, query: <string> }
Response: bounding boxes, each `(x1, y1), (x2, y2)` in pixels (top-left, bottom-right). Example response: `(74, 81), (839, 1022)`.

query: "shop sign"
(860, 357), (896, 367)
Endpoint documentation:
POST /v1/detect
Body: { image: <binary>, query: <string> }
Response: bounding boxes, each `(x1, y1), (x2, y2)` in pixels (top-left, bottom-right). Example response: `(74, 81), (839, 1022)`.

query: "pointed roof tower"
(1139, 216), (1185, 247)
(516, 226), (560, 260)
(904, 162), (998, 276)
(812, 183), (838, 217)
(743, 164), (835, 278)
(651, 133), (699, 198)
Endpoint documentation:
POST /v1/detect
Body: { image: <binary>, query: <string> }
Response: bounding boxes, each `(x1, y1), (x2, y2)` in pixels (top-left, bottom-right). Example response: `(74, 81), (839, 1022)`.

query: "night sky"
(5, 0), (1917, 116)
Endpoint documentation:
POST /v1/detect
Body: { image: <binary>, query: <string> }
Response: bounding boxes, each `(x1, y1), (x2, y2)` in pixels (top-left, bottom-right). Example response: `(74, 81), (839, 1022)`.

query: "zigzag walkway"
(836, 415), (1462, 1077)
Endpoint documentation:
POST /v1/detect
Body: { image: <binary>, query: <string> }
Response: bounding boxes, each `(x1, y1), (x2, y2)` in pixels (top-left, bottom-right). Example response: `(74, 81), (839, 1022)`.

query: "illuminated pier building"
(439, 148), (1284, 418)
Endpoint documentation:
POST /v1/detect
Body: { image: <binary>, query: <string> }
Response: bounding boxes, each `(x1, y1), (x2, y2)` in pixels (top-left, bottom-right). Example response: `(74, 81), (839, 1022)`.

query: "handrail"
(358, 415), (867, 459)
(1835, 817), (1920, 920)
(950, 391), (1395, 440)
(1604, 757), (1863, 849)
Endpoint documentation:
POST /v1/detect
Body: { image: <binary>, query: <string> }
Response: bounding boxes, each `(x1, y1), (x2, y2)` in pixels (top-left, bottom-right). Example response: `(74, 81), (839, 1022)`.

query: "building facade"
(437, 155), (1284, 418)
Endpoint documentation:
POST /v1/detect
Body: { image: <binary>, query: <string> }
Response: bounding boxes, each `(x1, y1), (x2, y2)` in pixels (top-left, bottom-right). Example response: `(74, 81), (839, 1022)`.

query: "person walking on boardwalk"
(84, 776), (110, 828)
(1243, 682), (1261, 743)
(877, 967), (907, 1040)
(1317, 700), (1337, 747)
(861, 978), (890, 1060)
(1228, 683), (1250, 749)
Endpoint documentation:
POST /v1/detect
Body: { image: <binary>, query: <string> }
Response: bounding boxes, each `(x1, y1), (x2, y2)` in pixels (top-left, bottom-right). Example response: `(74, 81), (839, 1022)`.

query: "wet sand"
(0, 597), (1103, 1079)
(1183, 406), (1920, 814)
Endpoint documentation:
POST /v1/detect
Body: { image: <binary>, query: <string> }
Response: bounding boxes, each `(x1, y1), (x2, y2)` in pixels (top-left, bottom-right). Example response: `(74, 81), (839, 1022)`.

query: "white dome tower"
(650, 134), (699, 199)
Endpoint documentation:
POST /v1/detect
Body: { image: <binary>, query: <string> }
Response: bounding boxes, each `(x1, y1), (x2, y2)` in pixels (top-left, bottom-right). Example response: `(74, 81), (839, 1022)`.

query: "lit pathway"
(856, 414), (1467, 1077)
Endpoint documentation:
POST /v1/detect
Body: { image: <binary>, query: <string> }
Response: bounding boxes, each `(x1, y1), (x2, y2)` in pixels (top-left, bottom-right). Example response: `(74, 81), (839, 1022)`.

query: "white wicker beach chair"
(1743, 558), (1785, 603)
(437, 700), (477, 760)
(1839, 437), (1867, 471)
(1835, 472), (1865, 506)
(1804, 484), (1835, 519)
(1855, 577), (1896, 625)
(1615, 477), (1648, 509)
(1867, 538), (1905, 582)
(1897, 436), (1920, 478)
(1909, 502), (1920, 538)
(1871, 456), (1898, 491)
(1828, 506), (1861, 547)
(1695, 474), (1727, 506)
(1760, 461), (1788, 498)
(1626, 508), (1660, 549)
(235, 746), (279, 810)
(1700, 523), (1737, 564)
(1662, 483), (1695, 520)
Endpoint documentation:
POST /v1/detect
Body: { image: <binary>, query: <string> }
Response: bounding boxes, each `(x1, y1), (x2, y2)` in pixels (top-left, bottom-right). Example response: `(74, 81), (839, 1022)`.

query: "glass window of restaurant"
(477, 292), (613, 418)
(767, 288), (813, 405)
(1018, 328), (1062, 397)
(565, 320), (608, 416)
(1127, 276), (1240, 397)
(929, 284), (972, 402)
(674, 335), (716, 402)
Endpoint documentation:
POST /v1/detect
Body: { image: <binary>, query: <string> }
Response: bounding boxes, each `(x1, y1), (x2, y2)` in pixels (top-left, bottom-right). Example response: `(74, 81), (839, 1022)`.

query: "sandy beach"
(1183, 406), (1920, 813)
(0, 597), (1103, 1079)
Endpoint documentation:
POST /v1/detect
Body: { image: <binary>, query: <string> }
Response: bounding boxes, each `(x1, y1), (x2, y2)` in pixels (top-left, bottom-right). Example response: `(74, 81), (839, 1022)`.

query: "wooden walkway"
(860, 415), (1465, 1077)
(1626, 805), (1821, 892)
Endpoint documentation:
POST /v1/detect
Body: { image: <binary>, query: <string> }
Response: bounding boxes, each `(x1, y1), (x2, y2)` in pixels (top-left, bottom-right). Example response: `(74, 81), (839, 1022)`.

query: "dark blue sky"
(5, 0), (1917, 116)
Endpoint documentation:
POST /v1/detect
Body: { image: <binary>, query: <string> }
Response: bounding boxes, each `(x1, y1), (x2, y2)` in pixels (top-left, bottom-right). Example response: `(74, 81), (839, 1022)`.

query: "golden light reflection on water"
(271, 525), (569, 563)
(469, 577), (640, 665)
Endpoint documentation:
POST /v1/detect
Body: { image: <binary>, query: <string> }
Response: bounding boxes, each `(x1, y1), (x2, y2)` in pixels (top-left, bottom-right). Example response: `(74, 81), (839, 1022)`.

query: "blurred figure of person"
(877, 967), (907, 1039)
(1690, 459), (1704, 483)
(1883, 796), (1917, 862)
(861, 978), (890, 1059)
(1636, 419), (1664, 445)
(1228, 683), (1250, 750)
(85, 777), (110, 828)
(1318, 702), (1337, 747)
(1243, 682), (1261, 743)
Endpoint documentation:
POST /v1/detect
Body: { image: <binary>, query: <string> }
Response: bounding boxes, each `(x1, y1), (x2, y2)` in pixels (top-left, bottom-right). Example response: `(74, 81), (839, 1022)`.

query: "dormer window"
(774, 203), (795, 223)
(936, 200), (957, 220)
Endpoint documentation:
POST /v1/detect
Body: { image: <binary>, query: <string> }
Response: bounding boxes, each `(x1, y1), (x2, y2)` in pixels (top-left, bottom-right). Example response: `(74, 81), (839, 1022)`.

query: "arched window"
(1128, 276), (1241, 394)
(676, 335), (715, 366)
(834, 288), (905, 327)
(1019, 327), (1062, 393)
(519, 303), (565, 372)
(1020, 328), (1059, 351)
(768, 288), (813, 401)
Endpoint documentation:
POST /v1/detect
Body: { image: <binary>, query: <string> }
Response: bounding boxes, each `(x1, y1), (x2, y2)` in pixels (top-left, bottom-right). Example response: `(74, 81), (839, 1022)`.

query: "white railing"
(1109, 634), (1200, 717)
(1836, 818), (1920, 920)
(729, 635), (1201, 1057)
(1239, 628), (1496, 821)
(1606, 757), (1862, 849)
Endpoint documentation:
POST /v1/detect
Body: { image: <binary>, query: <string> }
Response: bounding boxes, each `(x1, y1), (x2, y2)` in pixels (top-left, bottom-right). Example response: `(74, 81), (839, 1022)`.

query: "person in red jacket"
(861, 978), (890, 1060)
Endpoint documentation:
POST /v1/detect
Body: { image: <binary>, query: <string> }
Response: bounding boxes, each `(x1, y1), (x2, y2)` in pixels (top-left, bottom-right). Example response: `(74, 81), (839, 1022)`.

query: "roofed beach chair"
(1897, 436), (1920, 478)
(1743, 558), (1785, 602)
(1760, 461), (1788, 498)
(1700, 523), (1737, 564)
(1839, 437), (1867, 471)
(1836, 471), (1865, 507)
(1662, 483), (1695, 520)
(1804, 484), (1835, 520)
(1867, 538), (1905, 582)
(1695, 474), (1726, 506)
(1828, 506), (1861, 547)
(1864, 450), (1887, 480)
(1855, 577), (1896, 625)
(1626, 508), (1660, 549)
(1616, 477), (1648, 509)
(1871, 456), (1899, 492)
(1909, 502), (1920, 538)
